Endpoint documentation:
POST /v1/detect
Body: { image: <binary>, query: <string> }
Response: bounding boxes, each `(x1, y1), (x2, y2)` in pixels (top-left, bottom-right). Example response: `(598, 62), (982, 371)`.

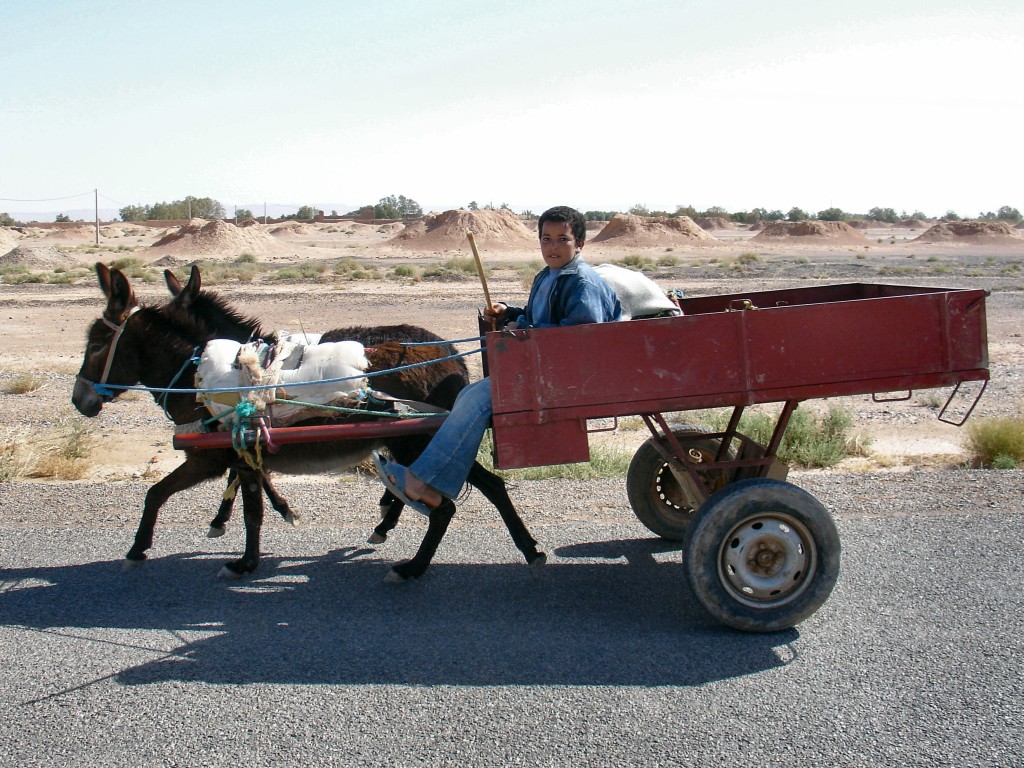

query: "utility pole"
(94, 188), (99, 246)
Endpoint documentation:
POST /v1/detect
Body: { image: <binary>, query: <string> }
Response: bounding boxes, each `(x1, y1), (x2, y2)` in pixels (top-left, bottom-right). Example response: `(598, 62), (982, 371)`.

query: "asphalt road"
(1, 476), (1022, 767)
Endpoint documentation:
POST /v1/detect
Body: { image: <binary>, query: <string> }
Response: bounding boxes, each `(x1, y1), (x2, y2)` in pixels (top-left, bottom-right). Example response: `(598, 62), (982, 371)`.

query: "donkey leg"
(208, 470), (240, 538)
(128, 455), (227, 567)
(368, 490), (403, 544)
(467, 462), (546, 570)
(384, 499), (456, 582)
(220, 467), (265, 578)
(261, 473), (298, 526)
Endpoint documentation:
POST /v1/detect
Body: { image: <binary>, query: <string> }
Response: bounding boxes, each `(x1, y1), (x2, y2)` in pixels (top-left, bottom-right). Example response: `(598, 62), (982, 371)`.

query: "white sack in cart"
(196, 338), (368, 426)
(594, 263), (682, 320)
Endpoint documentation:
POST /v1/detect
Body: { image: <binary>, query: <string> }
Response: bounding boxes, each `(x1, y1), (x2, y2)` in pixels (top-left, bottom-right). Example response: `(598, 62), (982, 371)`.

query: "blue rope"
(86, 345), (483, 395)
(401, 335), (483, 346)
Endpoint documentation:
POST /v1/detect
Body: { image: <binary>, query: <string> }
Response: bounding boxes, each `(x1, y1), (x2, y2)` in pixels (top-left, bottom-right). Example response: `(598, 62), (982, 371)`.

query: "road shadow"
(1, 536), (798, 688)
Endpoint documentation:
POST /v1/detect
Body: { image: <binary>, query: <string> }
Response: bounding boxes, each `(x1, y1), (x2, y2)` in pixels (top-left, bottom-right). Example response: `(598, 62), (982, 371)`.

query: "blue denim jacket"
(505, 256), (621, 327)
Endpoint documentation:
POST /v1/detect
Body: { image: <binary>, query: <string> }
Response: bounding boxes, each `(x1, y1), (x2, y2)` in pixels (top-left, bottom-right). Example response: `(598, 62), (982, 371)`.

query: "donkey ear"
(96, 262), (113, 298)
(164, 269), (183, 297)
(184, 263), (202, 297)
(168, 264), (202, 308)
(106, 268), (137, 319)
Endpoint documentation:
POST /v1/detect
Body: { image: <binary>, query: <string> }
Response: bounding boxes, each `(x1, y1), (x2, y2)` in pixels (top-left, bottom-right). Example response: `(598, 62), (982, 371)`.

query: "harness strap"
(99, 306), (141, 385)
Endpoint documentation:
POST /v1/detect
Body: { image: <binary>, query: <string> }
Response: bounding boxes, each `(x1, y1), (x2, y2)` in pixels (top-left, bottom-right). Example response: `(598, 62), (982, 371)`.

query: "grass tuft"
(964, 416), (1024, 469)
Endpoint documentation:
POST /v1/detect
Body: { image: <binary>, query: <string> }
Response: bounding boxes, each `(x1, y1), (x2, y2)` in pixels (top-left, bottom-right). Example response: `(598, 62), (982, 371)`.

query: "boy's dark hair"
(538, 205), (586, 243)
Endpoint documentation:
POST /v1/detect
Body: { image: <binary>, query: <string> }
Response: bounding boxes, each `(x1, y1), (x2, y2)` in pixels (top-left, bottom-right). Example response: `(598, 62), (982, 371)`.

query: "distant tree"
(867, 207), (898, 223)
(628, 204), (650, 216)
(584, 211), (614, 221)
(235, 208), (253, 220)
(673, 205), (700, 219)
(54, 213), (71, 223)
(787, 207), (809, 222)
(817, 207), (846, 221)
(375, 195), (422, 219)
(119, 196), (224, 221)
(729, 210), (761, 224)
(467, 201), (479, 211)
(908, 210), (928, 221)
(118, 204), (148, 222)
(997, 205), (1022, 223)
(520, 209), (534, 218)
(701, 205), (729, 218)
(346, 205), (375, 219)
(751, 207), (784, 222)
(943, 210), (961, 221)
(0, 212), (15, 226)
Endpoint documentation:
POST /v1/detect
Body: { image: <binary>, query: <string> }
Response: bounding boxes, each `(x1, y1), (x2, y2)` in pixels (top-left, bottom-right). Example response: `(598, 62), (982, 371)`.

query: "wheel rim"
(718, 513), (816, 608)
(653, 443), (730, 514)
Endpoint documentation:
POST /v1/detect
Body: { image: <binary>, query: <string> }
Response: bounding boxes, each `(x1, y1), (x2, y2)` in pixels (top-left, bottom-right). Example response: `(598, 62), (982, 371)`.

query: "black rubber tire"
(685, 478), (840, 632)
(626, 426), (734, 540)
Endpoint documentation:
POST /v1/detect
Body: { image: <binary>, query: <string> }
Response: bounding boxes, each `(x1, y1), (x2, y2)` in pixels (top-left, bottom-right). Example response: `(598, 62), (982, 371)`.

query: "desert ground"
(0, 211), (1022, 482)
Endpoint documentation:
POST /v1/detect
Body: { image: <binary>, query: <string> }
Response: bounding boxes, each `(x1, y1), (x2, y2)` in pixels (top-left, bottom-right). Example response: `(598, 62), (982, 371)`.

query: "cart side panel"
(489, 284), (989, 469)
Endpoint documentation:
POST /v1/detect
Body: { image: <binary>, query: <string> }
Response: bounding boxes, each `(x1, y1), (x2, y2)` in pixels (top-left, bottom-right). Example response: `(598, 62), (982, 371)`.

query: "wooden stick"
(466, 229), (494, 311)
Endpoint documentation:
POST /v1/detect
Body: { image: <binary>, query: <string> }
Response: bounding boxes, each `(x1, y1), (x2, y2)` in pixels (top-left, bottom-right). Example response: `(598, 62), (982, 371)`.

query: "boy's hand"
(483, 302), (507, 325)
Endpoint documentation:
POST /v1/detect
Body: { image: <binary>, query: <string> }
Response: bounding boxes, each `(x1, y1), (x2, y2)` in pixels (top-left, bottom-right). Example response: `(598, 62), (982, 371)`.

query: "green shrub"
(693, 405), (867, 468)
(392, 264), (418, 278)
(964, 416), (1024, 469)
(423, 257), (479, 279)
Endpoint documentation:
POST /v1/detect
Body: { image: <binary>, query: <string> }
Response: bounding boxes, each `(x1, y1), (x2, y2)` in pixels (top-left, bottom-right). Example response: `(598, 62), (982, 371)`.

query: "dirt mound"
(1015, 221), (1024, 230)
(0, 228), (20, 250)
(591, 214), (718, 246)
(752, 220), (869, 244)
(0, 244), (79, 269)
(269, 221), (319, 236)
(151, 219), (279, 257)
(696, 216), (733, 231)
(386, 209), (535, 251)
(99, 224), (149, 238)
(847, 219), (893, 230)
(44, 224), (95, 239)
(376, 222), (404, 234)
(912, 220), (1024, 244)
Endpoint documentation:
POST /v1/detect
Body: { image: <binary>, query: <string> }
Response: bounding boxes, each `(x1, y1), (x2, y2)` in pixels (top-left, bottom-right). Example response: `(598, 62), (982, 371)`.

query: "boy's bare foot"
(396, 469), (445, 508)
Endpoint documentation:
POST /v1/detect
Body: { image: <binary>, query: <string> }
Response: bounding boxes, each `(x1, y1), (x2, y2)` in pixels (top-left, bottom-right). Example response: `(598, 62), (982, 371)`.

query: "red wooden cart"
(176, 281), (989, 631)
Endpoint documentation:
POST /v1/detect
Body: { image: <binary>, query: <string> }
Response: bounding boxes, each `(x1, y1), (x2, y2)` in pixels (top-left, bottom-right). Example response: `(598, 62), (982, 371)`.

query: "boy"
(373, 205), (620, 513)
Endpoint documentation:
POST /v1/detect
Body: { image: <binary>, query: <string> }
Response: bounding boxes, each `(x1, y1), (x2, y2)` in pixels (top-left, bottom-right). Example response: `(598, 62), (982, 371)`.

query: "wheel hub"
(720, 515), (815, 606)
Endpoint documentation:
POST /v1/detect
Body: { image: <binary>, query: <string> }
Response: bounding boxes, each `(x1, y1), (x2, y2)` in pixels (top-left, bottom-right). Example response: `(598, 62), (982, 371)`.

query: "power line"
(0, 191), (95, 203)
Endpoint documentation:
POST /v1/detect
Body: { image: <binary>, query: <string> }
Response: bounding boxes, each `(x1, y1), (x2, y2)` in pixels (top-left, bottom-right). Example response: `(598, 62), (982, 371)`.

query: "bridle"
(96, 305), (141, 385)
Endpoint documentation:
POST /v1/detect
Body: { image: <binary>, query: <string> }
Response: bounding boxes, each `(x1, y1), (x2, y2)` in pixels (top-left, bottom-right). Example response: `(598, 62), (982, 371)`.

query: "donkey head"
(72, 263), (144, 417)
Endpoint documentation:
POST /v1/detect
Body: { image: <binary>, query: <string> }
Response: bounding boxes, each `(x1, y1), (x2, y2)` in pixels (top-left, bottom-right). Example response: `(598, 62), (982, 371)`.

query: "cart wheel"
(626, 426), (734, 540)
(685, 478), (840, 632)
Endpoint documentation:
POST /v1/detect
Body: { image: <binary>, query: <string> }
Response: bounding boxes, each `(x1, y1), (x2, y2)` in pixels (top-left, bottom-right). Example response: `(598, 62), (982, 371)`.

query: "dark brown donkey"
(72, 263), (545, 580)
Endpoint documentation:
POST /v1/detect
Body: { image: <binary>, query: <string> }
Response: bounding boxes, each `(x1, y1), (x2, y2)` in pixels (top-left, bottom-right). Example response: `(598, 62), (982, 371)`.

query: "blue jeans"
(409, 378), (492, 499)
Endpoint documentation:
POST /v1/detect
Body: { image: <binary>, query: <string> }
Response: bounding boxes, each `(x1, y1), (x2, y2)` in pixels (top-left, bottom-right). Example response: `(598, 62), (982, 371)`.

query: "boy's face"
(539, 221), (583, 270)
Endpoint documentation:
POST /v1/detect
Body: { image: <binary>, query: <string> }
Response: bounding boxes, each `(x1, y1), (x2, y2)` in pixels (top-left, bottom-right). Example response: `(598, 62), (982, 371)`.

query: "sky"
(1, 0), (1022, 221)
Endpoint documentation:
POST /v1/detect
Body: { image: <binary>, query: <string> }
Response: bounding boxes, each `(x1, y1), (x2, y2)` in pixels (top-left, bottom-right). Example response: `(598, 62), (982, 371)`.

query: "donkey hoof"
(207, 526), (226, 538)
(367, 531), (387, 545)
(218, 564), (250, 580)
(528, 552), (548, 576)
(285, 512), (299, 527)
(122, 558), (145, 571)
(383, 569), (408, 584)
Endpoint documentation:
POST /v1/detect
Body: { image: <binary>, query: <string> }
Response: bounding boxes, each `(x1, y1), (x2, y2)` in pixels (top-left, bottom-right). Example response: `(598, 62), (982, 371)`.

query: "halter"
(98, 306), (141, 385)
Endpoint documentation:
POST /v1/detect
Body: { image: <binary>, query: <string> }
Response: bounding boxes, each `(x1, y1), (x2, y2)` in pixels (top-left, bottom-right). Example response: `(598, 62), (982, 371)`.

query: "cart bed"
(487, 282), (989, 469)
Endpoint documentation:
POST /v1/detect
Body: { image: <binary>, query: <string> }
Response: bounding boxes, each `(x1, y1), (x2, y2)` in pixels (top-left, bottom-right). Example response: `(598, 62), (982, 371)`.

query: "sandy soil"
(1, 217), (1021, 481)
